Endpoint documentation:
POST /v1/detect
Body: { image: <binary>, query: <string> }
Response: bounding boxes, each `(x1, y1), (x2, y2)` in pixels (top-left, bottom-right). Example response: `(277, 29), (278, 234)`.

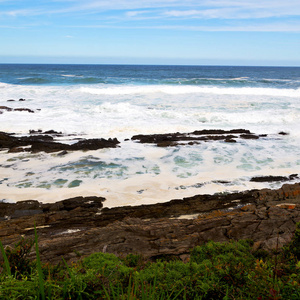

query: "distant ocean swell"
(4, 76), (300, 89)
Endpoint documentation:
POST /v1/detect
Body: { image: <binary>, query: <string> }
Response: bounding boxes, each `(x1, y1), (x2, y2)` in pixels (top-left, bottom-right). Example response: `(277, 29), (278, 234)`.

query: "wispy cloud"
(67, 19), (300, 32)
(1, 0), (300, 32)
(0, 8), (43, 17)
(58, 0), (300, 18)
(3, 1), (300, 18)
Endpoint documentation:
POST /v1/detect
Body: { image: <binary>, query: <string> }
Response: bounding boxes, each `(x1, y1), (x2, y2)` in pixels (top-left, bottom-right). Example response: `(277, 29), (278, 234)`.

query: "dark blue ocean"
(0, 64), (299, 89)
(0, 64), (299, 204)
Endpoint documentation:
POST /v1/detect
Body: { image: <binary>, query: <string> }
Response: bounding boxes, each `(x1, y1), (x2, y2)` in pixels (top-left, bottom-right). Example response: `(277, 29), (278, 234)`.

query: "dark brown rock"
(225, 138), (236, 143)
(192, 129), (251, 135)
(0, 106), (13, 111)
(250, 174), (298, 182)
(240, 134), (259, 139)
(131, 129), (263, 147)
(0, 183), (300, 264)
(0, 132), (120, 153)
(0, 106), (35, 113)
(14, 108), (34, 113)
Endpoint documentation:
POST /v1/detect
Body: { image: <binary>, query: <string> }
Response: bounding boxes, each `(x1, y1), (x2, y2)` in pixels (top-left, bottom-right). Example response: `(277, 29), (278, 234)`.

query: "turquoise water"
(0, 64), (299, 204)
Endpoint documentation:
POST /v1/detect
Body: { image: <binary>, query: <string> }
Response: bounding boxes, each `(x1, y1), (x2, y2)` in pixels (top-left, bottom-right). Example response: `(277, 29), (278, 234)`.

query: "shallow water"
(0, 64), (299, 206)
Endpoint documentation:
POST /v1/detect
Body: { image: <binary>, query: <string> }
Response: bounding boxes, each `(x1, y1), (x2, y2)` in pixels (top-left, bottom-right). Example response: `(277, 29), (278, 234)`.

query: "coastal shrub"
(1, 238), (35, 279)
(0, 231), (300, 299)
(123, 253), (143, 268)
(83, 252), (132, 279)
(0, 276), (37, 299)
(190, 240), (253, 264)
(283, 222), (300, 260)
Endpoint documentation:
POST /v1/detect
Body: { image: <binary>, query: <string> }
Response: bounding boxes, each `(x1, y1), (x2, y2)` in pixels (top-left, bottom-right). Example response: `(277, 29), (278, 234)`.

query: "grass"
(0, 224), (300, 299)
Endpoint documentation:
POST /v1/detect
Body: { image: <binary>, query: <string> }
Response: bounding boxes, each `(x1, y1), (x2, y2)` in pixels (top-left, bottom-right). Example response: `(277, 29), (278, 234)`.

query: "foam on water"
(1, 64), (300, 205)
(1, 82), (299, 138)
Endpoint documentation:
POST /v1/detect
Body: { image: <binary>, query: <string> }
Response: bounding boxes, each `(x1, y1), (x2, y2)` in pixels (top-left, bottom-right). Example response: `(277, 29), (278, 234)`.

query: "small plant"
(0, 241), (11, 276)
(0, 224), (300, 299)
(34, 224), (45, 300)
(123, 253), (143, 268)
(283, 222), (300, 260)
(0, 237), (34, 278)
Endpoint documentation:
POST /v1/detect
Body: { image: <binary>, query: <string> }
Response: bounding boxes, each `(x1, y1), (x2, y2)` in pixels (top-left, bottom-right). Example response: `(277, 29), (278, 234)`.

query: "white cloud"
(1, 0), (300, 33)
(125, 10), (152, 17)
(2, 1), (300, 19)
(67, 19), (300, 32)
(0, 8), (43, 17)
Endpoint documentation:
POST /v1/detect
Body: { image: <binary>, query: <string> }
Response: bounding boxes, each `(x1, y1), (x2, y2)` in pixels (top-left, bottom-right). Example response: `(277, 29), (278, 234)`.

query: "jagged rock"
(131, 129), (263, 147)
(0, 183), (300, 264)
(0, 132), (120, 153)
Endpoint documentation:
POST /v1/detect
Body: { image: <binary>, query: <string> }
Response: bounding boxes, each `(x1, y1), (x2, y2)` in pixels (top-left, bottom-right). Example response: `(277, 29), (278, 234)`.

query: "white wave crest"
(80, 85), (300, 98)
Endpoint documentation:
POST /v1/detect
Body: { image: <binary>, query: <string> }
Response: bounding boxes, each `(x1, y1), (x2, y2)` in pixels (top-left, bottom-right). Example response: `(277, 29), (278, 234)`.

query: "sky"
(0, 0), (300, 66)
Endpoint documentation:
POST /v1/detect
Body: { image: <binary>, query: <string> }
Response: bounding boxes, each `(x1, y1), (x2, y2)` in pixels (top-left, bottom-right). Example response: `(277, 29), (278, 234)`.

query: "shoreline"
(1, 128), (300, 262)
(0, 182), (300, 264)
(1, 129), (299, 206)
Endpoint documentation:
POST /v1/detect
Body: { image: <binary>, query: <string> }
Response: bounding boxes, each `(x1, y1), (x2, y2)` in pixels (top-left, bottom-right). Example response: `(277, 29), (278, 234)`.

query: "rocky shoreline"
(0, 182), (300, 264)
(0, 128), (299, 264)
(0, 131), (120, 153)
(0, 128), (288, 153)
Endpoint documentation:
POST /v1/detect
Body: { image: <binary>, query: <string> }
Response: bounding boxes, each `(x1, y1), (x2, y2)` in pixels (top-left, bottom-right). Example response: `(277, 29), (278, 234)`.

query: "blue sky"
(0, 0), (300, 65)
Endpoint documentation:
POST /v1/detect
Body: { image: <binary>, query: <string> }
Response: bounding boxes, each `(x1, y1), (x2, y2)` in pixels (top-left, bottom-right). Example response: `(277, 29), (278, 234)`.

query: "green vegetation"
(1, 224), (300, 299)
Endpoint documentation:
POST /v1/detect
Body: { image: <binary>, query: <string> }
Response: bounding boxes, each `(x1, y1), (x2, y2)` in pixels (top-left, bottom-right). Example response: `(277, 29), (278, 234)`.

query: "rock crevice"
(0, 183), (300, 264)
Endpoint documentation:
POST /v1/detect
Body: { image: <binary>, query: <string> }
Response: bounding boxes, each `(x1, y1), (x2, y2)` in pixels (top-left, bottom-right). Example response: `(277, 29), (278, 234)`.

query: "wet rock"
(225, 138), (236, 143)
(7, 99), (15, 102)
(0, 106), (34, 113)
(44, 130), (63, 135)
(14, 108), (34, 113)
(250, 174), (298, 182)
(0, 132), (120, 153)
(240, 134), (259, 139)
(69, 138), (120, 151)
(192, 129), (251, 135)
(21, 135), (54, 142)
(30, 130), (63, 136)
(29, 129), (42, 134)
(0, 106), (13, 111)
(0, 132), (20, 149)
(131, 129), (261, 147)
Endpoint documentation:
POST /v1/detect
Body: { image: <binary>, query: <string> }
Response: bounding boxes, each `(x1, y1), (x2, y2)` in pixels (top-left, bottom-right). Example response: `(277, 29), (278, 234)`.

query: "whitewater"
(0, 64), (299, 207)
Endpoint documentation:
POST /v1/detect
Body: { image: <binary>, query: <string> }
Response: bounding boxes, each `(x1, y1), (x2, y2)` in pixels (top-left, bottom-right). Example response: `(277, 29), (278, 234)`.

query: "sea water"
(0, 64), (299, 207)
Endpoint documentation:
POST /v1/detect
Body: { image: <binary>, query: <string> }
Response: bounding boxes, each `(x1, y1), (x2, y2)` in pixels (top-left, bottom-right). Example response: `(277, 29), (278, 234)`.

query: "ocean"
(0, 64), (299, 207)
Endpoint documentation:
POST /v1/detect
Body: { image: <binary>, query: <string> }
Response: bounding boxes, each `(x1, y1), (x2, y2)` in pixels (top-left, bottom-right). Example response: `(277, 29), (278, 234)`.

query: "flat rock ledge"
(131, 129), (270, 147)
(1, 183), (300, 264)
(0, 131), (120, 153)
